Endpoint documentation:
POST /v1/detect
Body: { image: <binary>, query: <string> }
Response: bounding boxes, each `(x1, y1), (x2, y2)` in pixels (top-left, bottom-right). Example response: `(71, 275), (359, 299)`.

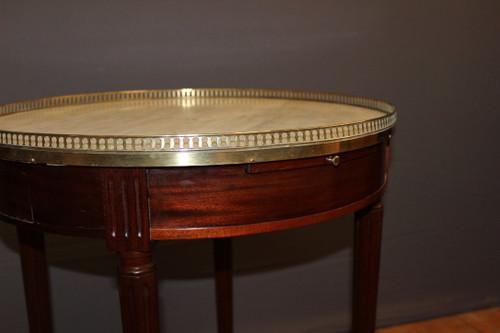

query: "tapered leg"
(353, 202), (384, 333)
(117, 251), (159, 333)
(214, 237), (233, 333)
(17, 226), (53, 333)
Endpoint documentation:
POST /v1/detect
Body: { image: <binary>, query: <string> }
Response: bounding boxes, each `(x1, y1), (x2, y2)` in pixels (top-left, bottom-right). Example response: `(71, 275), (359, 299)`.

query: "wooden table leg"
(214, 237), (233, 333)
(117, 251), (159, 333)
(353, 202), (384, 333)
(17, 226), (53, 333)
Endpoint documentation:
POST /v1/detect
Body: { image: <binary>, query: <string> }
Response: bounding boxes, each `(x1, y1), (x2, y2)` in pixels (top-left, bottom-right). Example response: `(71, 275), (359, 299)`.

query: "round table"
(0, 88), (396, 333)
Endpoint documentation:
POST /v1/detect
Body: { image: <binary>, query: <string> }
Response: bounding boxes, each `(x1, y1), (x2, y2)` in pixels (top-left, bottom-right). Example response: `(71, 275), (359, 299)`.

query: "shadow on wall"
(0, 214), (354, 280)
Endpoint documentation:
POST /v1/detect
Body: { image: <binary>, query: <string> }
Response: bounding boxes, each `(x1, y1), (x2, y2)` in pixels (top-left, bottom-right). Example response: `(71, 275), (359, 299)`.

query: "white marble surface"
(0, 98), (384, 136)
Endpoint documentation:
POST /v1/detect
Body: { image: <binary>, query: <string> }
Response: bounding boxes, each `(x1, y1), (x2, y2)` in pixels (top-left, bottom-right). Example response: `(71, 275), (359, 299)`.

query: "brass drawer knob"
(326, 155), (340, 167)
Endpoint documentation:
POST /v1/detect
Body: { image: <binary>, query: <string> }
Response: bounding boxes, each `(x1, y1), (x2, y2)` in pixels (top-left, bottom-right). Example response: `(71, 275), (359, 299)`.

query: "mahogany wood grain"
(28, 165), (105, 233)
(0, 141), (391, 333)
(17, 226), (53, 333)
(0, 160), (105, 238)
(149, 144), (386, 239)
(150, 184), (386, 240)
(0, 160), (32, 221)
(118, 251), (160, 333)
(101, 169), (158, 332)
(214, 238), (233, 333)
(101, 168), (151, 252)
(353, 202), (384, 333)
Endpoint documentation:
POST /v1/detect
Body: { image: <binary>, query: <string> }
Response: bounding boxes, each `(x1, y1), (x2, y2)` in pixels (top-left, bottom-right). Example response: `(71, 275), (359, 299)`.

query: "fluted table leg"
(118, 251), (159, 333)
(17, 226), (53, 333)
(353, 202), (384, 333)
(214, 237), (233, 333)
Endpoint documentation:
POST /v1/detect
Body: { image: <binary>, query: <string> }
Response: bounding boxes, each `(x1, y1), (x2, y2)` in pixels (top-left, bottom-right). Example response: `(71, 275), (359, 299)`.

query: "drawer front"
(0, 160), (105, 237)
(149, 144), (386, 232)
(0, 160), (32, 221)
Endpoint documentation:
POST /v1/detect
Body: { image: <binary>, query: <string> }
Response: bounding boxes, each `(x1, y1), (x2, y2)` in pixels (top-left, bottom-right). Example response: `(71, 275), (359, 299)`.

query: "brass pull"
(326, 155), (340, 167)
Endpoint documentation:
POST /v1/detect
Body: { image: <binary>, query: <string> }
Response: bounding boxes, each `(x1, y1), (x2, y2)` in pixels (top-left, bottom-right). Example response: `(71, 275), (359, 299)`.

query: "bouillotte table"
(0, 89), (396, 333)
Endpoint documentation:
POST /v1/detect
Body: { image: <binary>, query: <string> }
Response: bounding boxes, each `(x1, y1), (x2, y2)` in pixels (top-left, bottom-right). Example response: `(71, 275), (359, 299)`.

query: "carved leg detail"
(118, 251), (159, 333)
(353, 202), (384, 333)
(214, 237), (233, 333)
(17, 227), (53, 333)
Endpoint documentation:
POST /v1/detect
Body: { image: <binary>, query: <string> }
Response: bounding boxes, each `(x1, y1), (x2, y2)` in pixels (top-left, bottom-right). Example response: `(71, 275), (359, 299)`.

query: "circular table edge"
(0, 88), (396, 167)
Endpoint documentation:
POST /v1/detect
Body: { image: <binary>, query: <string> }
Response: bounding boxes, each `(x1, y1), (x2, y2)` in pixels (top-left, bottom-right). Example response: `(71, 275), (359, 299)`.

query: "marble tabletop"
(0, 89), (395, 167)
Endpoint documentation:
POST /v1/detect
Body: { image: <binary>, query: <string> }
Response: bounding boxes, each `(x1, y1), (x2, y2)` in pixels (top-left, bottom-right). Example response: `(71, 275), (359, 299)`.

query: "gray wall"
(1, 1), (499, 332)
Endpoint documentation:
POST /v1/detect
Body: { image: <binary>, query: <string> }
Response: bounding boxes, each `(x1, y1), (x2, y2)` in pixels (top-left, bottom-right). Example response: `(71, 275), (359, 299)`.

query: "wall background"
(1, 1), (499, 332)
